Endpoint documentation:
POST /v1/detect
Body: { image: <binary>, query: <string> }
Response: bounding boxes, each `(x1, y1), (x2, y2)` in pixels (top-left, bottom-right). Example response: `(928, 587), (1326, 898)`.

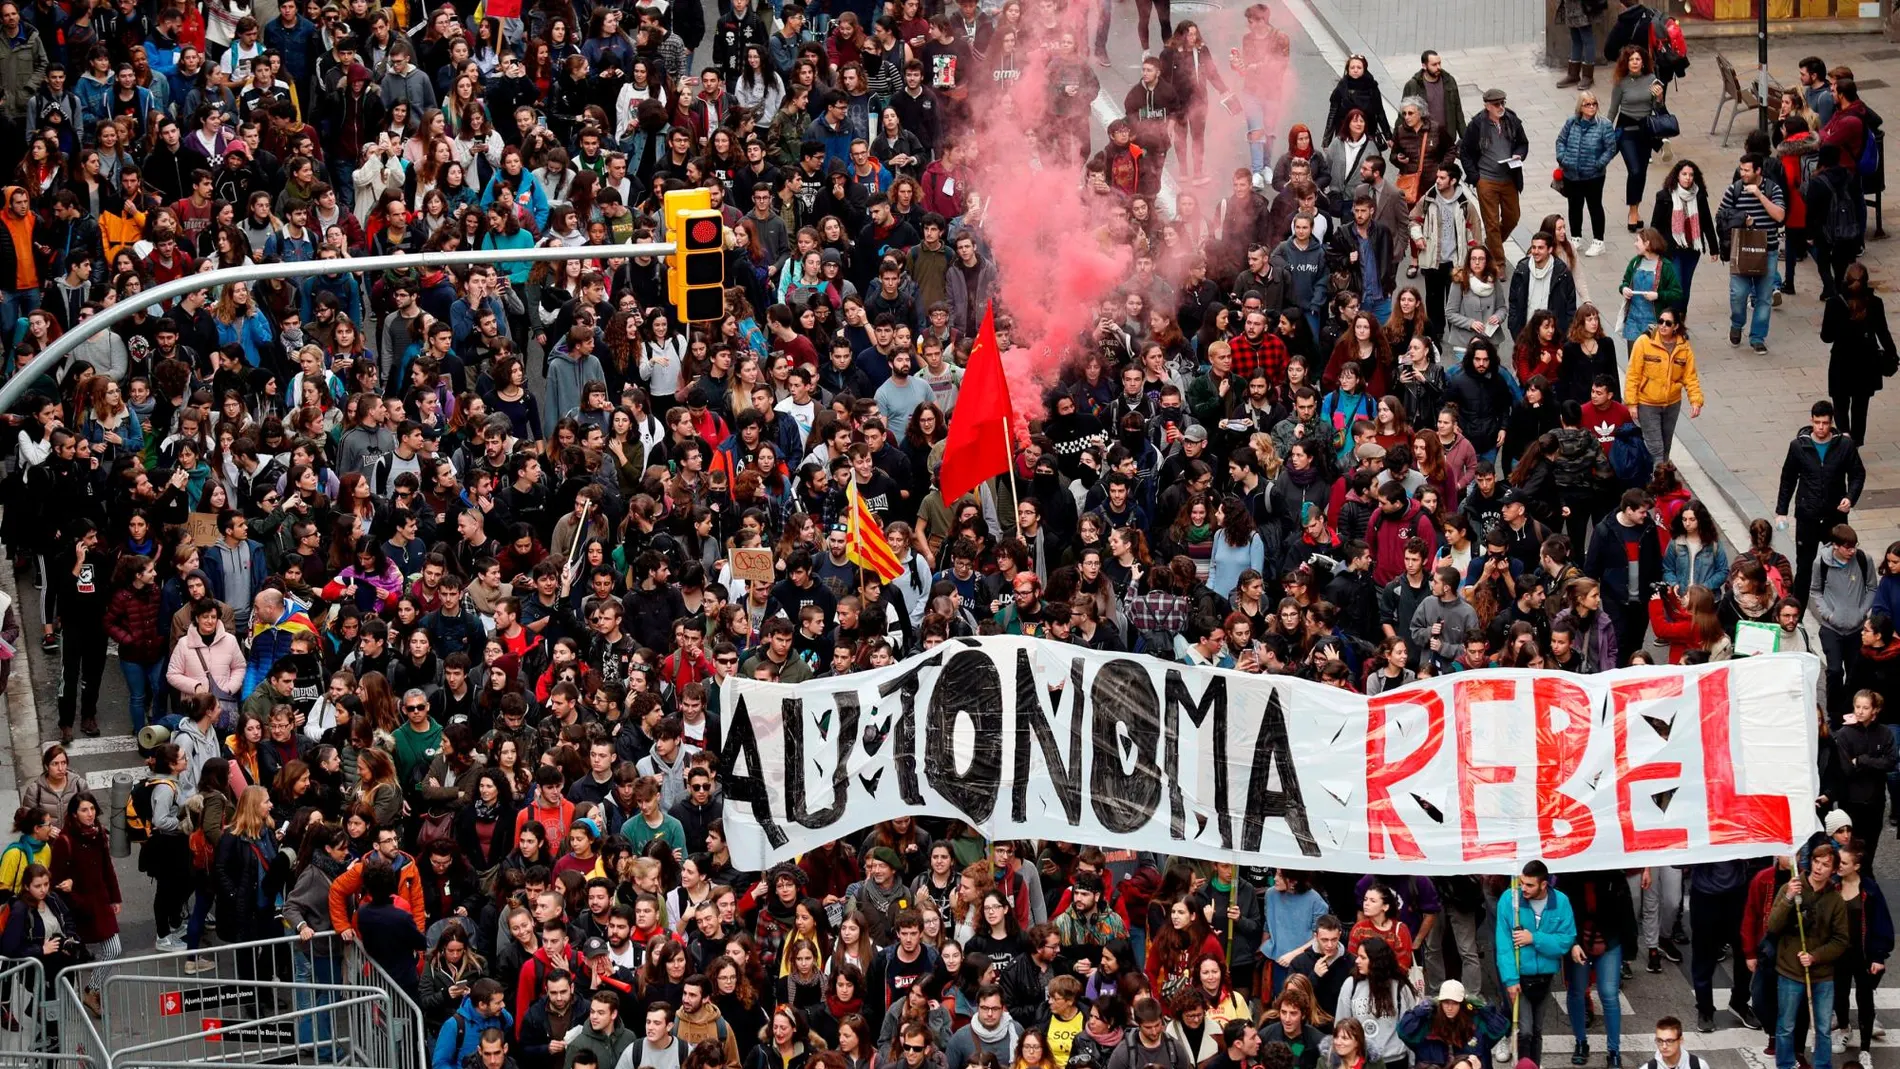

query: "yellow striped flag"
(845, 479), (905, 583)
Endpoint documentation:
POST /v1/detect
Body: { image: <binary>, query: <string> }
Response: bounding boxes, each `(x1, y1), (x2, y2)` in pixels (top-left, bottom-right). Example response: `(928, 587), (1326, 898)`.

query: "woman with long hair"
(81, 375), (144, 462)
(1145, 893), (1223, 1001)
(1513, 310), (1564, 386)
(1348, 883), (1416, 972)
(1649, 584), (1731, 663)
(1398, 986), (1511, 1067)
(1334, 937), (1417, 1068)
(1607, 45), (1663, 231)
(214, 786), (289, 979)
(1553, 576), (1619, 672)
(1821, 261), (1898, 445)
(212, 280), (277, 369)
(1161, 21), (1231, 183)
(1557, 302), (1620, 408)
(1647, 160), (1718, 310)
(1663, 498), (1728, 597)
(1618, 227), (1681, 342)
(1443, 245), (1503, 359)
(1325, 311), (1394, 397)
(50, 792), (121, 1008)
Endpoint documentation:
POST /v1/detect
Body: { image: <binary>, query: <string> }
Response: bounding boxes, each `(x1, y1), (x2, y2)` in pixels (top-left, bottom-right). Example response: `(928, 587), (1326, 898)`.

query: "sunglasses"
(903, 1046), (928, 1053)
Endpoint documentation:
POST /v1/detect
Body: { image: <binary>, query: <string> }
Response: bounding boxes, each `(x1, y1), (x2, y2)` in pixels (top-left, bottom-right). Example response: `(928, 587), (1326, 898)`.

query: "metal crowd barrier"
(2, 928), (430, 1069)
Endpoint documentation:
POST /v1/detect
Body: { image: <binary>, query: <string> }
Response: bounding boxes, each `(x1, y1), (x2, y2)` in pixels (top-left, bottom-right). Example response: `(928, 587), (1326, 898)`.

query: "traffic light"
(673, 209), (727, 323)
(662, 188), (726, 324)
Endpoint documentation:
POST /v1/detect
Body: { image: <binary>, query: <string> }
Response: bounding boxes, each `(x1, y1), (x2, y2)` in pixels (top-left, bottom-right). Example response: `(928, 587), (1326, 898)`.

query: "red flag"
(938, 303), (1015, 504)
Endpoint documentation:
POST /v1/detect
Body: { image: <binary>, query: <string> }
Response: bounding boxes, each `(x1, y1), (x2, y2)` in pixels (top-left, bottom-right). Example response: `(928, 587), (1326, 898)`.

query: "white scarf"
(1467, 277), (1495, 298)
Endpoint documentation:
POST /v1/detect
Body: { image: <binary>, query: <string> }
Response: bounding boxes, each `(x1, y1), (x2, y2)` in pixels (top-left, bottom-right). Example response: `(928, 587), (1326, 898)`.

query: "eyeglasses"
(691, 783), (712, 792)
(903, 1045), (928, 1053)
(405, 704), (430, 712)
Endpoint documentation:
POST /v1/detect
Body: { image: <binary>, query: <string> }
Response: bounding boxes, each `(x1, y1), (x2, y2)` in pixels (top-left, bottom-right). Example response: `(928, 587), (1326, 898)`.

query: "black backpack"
(1821, 171), (1867, 246)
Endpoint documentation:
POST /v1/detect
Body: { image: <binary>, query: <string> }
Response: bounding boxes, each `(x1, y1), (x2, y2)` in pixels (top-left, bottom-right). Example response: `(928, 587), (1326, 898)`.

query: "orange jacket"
(327, 851), (427, 936)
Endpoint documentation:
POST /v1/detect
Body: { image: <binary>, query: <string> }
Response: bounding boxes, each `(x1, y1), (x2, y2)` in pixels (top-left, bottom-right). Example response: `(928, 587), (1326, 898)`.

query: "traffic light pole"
(0, 240), (678, 416)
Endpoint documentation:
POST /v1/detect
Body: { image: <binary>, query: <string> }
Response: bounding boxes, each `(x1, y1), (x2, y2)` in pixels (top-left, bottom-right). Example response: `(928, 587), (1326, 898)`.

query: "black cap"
(582, 936), (610, 958)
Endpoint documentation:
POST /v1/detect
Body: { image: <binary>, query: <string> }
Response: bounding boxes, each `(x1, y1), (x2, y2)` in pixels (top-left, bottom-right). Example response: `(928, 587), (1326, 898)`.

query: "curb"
(0, 553), (43, 818)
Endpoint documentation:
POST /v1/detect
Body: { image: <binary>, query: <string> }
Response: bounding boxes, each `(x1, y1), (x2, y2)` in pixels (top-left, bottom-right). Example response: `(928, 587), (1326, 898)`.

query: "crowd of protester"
(0, 1), (1894, 1069)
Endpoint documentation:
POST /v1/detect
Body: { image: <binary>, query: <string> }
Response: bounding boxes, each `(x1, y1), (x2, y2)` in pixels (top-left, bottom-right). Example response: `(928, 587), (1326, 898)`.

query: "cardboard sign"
(187, 512), (221, 550)
(730, 548), (776, 584)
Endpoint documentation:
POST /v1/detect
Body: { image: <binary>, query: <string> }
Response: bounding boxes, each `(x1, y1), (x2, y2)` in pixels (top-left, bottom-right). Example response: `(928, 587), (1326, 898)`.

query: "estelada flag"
(846, 480), (904, 583)
(937, 302), (1015, 504)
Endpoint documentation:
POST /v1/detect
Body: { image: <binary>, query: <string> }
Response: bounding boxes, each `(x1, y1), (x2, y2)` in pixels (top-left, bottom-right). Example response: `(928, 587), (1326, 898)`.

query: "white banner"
(716, 638), (1821, 874)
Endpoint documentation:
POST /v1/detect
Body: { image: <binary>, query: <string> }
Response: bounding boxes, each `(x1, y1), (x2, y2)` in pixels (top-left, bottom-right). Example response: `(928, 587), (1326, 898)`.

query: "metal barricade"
(47, 931), (428, 1069)
(0, 956), (95, 1069)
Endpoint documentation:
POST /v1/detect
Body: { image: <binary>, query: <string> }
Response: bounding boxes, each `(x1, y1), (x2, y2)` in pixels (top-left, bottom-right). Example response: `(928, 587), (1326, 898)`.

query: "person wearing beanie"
(846, 845), (912, 944)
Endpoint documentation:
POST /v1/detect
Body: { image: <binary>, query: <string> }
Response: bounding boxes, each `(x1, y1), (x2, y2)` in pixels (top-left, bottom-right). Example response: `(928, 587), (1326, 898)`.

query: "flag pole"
(1002, 414), (1020, 530)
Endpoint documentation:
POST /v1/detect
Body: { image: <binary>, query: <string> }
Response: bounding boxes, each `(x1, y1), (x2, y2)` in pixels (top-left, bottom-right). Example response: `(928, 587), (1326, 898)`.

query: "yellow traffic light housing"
(663, 188), (726, 324)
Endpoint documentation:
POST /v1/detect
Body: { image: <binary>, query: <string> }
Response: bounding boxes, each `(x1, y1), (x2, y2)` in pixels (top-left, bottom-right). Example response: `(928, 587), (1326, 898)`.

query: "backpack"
(1858, 127), (1881, 179)
(1609, 423), (1654, 488)
(1646, 8), (1688, 78)
(126, 776), (177, 842)
(1822, 172), (1866, 246)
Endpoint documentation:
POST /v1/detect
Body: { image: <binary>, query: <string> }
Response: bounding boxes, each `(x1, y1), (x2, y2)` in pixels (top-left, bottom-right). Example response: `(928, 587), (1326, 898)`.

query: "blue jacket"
(479, 170), (551, 231)
(433, 996), (513, 1069)
(199, 537), (270, 613)
(1663, 538), (1729, 596)
(1554, 115), (1620, 181)
(1871, 574), (1900, 628)
(1861, 876), (1896, 964)
(1495, 886), (1577, 986)
(215, 308), (277, 367)
(1261, 887), (1331, 961)
(263, 14), (320, 85)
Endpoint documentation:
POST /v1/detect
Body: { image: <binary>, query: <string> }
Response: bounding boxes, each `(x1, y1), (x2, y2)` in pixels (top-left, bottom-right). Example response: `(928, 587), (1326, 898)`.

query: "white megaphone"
(137, 724), (171, 751)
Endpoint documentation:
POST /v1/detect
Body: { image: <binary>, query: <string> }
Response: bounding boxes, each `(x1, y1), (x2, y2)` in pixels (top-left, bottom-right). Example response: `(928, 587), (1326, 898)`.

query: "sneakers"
(1495, 1039), (1513, 1063)
(1832, 1033), (1847, 1056)
(1752, 341), (1769, 353)
(1621, 959), (1634, 980)
(1585, 239), (1605, 257)
(1730, 327), (1744, 346)
(1772, 289), (1784, 307)
(1698, 1010), (1716, 1033)
(40, 632), (57, 652)
(154, 934), (185, 953)
(183, 957), (217, 975)
(1873, 1021), (1886, 1039)
(1572, 1041), (1590, 1066)
(1660, 941), (1682, 964)
(1648, 947), (1664, 973)
(1607, 1055), (1622, 1069)
(1858, 1052), (1874, 1069)
(1734, 1004), (1763, 1031)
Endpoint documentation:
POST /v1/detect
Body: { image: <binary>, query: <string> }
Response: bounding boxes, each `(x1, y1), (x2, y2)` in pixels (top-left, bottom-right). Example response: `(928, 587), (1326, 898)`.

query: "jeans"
(1617, 125), (1652, 207)
(1776, 974), (1835, 1069)
(1363, 295), (1392, 323)
(1729, 258), (1779, 346)
(120, 660), (165, 732)
(1565, 944), (1624, 1052)
(1476, 178), (1521, 269)
(1091, 0), (1112, 54)
(1636, 399), (1681, 462)
(1569, 24), (1596, 62)
(1513, 974), (1555, 1063)
(0, 286), (42, 368)
(1241, 91), (1273, 174)
(294, 947), (342, 1053)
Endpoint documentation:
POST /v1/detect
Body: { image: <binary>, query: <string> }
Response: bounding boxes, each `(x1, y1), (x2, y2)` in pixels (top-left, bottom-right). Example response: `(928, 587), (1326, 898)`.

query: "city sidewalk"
(1337, 12), (1900, 548)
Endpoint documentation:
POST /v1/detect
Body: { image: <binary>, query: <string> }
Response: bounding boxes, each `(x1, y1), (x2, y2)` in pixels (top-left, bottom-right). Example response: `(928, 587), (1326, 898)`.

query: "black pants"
(1514, 974), (1555, 1063)
(1793, 510), (1846, 620)
(149, 839), (193, 934)
(1814, 240), (1859, 301)
(1783, 229), (1809, 291)
(1844, 799), (1885, 867)
(1565, 175), (1608, 241)
(1423, 264), (1454, 343)
(1832, 391), (1873, 446)
(1834, 955), (1882, 1051)
(58, 632), (107, 729)
(1611, 600), (1648, 667)
(1132, 0), (1172, 50)
(1690, 888), (1751, 1015)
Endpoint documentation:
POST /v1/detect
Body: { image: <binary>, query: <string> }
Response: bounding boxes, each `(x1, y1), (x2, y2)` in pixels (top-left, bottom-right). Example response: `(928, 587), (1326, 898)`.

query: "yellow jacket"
(100, 208), (146, 265)
(1626, 330), (1704, 408)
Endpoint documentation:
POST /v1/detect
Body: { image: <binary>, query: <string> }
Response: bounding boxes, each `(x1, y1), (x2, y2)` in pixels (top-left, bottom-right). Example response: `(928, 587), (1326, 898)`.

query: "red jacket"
(514, 944), (588, 1029)
(104, 583), (166, 662)
(1740, 863), (1788, 968)
(1366, 501), (1437, 584)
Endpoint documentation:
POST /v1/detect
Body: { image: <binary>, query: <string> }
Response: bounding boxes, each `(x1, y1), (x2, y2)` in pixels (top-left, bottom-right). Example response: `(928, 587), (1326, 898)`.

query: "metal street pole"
(0, 241), (677, 414)
(1759, 0), (1771, 134)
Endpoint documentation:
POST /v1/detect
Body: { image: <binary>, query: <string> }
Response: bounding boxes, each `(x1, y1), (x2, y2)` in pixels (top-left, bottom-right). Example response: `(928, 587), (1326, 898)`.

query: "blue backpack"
(1609, 423), (1654, 487)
